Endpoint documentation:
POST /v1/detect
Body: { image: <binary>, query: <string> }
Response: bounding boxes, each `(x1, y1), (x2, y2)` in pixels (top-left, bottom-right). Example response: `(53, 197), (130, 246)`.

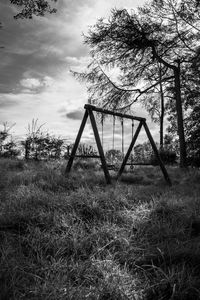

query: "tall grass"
(0, 158), (200, 299)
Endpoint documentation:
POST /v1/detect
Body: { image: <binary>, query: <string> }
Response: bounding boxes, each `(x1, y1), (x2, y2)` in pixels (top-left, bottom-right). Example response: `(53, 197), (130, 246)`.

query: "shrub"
(73, 158), (99, 170)
(151, 149), (177, 165)
(187, 155), (200, 167)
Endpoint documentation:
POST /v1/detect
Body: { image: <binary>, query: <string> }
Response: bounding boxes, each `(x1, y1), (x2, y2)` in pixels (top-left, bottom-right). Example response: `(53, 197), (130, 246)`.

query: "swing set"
(65, 104), (171, 185)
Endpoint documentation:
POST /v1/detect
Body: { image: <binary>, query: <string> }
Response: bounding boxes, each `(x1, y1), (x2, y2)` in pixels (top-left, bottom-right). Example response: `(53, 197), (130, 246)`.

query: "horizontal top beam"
(84, 104), (146, 122)
(70, 155), (100, 158)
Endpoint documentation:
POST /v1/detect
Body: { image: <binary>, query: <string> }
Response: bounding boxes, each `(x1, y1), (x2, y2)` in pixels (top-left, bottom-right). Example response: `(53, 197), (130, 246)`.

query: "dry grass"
(0, 158), (200, 299)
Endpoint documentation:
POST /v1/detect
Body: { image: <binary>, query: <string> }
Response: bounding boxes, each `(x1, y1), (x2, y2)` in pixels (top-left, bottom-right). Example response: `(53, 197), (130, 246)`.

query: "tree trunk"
(160, 107), (164, 149)
(159, 66), (164, 149)
(150, 49), (187, 166)
(174, 60), (187, 167)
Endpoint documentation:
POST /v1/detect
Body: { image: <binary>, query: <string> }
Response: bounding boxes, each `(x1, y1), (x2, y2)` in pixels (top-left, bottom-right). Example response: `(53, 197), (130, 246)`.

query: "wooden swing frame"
(65, 104), (171, 185)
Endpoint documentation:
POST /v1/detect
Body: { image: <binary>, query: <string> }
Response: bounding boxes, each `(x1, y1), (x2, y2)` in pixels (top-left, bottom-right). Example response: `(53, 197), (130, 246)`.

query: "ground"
(0, 158), (200, 299)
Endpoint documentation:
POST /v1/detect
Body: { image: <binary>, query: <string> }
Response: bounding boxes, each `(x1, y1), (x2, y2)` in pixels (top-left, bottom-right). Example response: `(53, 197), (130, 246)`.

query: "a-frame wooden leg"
(88, 109), (111, 184)
(65, 110), (89, 174)
(117, 121), (143, 179)
(142, 121), (171, 186)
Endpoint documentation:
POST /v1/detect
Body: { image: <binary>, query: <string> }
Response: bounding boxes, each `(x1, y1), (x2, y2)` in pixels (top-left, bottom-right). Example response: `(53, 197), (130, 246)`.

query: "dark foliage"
(10, 0), (57, 19)
(151, 149), (177, 165)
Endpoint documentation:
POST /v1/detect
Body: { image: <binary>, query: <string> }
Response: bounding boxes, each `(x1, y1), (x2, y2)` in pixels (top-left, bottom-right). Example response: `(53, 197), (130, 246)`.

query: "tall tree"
(185, 104), (200, 166)
(78, 1), (200, 167)
(140, 62), (172, 148)
(139, 0), (200, 166)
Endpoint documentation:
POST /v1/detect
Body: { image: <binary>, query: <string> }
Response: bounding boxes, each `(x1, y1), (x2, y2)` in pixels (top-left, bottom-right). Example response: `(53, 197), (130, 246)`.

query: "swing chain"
(112, 115), (116, 150)
(101, 113), (104, 148)
(130, 119), (135, 170)
(121, 117), (124, 158)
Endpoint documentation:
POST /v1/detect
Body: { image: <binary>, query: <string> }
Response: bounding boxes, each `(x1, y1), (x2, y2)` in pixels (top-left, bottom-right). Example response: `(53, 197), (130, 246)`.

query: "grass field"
(0, 158), (200, 299)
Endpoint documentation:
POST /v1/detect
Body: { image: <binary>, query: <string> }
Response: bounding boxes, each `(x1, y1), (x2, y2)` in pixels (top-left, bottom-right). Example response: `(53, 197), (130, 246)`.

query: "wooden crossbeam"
(84, 104), (146, 122)
(125, 162), (152, 166)
(71, 155), (100, 158)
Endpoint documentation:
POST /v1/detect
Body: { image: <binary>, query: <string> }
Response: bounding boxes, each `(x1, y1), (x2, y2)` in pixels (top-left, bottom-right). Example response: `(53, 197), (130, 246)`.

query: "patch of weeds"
(33, 169), (79, 192)
(7, 170), (37, 187)
(65, 187), (130, 226)
(0, 158), (25, 171)
(142, 251), (200, 300)
(0, 210), (56, 236)
(92, 259), (134, 299)
(73, 159), (100, 171)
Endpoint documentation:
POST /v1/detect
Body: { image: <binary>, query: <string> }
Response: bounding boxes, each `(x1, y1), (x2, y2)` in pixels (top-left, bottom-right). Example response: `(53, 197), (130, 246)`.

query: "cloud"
(19, 76), (54, 93)
(20, 78), (42, 89)
(66, 109), (84, 120)
(0, 96), (18, 108)
(0, 0), (145, 93)
(0, 69), (89, 137)
(0, 0), (144, 96)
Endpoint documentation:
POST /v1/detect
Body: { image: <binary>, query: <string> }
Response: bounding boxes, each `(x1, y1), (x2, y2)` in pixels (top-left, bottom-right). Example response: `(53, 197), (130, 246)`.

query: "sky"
(0, 0), (160, 151)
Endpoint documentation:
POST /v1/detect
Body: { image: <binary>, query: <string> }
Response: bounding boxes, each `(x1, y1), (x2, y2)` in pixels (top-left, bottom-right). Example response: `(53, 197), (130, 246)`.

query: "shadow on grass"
(114, 195), (200, 300)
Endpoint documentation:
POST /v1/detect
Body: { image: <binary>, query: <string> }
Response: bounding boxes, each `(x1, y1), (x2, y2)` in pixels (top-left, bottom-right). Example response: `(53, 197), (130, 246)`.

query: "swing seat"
(125, 162), (152, 166)
(100, 163), (117, 171)
(107, 164), (117, 170)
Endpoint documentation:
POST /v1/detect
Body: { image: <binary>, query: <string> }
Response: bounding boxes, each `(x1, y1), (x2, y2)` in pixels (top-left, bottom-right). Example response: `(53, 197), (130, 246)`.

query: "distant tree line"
(0, 120), (99, 161)
(0, 119), (179, 166)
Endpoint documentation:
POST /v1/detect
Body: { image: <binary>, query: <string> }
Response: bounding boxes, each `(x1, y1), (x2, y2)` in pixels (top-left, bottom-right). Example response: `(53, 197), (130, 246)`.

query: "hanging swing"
(111, 115), (116, 166)
(100, 112), (116, 170)
(130, 119), (135, 171)
(121, 117), (124, 159)
(107, 115), (117, 170)
(101, 112), (104, 149)
(109, 115), (125, 170)
(112, 115), (115, 150)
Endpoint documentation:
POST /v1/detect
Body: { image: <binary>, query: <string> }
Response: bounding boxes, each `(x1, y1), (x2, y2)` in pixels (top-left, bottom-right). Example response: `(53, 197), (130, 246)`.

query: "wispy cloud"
(66, 109), (84, 121)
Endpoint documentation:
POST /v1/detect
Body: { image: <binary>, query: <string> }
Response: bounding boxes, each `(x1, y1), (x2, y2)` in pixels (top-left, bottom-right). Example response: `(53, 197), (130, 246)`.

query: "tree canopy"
(10, 0), (57, 19)
(81, 1), (200, 108)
